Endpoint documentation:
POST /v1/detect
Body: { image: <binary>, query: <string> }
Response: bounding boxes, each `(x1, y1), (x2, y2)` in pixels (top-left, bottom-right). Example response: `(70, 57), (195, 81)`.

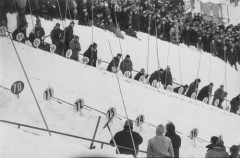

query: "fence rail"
(0, 119), (151, 155)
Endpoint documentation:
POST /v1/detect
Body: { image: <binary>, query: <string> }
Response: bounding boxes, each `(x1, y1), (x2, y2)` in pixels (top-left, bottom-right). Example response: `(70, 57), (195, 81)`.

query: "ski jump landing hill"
(0, 13), (240, 157)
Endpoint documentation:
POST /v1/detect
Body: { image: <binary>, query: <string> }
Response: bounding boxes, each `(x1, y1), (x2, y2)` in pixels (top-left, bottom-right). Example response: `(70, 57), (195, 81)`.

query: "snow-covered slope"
(6, 14), (240, 100)
(0, 36), (239, 157)
(1, 13), (240, 157)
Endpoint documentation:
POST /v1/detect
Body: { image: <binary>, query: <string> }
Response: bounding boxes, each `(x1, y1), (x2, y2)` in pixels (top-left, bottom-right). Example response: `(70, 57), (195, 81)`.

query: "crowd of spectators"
(1, 0), (239, 115)
(1, 0), (239, 71)
(1, 1), (240, 157)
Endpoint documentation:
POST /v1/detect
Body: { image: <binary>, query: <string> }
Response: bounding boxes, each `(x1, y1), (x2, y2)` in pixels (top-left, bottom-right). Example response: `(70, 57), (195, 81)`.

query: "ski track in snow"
(0, 12), (240, 157)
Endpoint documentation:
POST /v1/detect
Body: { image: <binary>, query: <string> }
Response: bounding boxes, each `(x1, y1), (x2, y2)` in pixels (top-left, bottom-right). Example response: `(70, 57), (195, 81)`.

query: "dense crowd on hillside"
(0, 0), (240, 70)
(0, 1), (240, 157)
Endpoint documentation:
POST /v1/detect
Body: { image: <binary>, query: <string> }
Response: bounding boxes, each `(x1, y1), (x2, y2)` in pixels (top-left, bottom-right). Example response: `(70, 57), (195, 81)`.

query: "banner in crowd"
(199, 0), (229, 4)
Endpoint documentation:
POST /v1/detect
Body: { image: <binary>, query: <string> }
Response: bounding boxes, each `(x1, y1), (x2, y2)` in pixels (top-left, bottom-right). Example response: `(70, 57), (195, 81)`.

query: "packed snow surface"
(0, 13), (240, 157)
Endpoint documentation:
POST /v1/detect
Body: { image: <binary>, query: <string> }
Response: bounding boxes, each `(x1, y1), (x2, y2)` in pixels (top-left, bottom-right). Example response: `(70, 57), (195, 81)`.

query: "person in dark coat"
(161, 66), (173, 89)
(107, 53), (122, 73)
(186, 79), (201, 98)
(149, 69), (164, 86)
(182, 25), (190, 46)
(50, 23), (64, 44)
(205, 139), (229, 158)
(69, 35), (81, 61)
(64, 21), (75, 53)
(29, 18), (45, 47)
(110, 120), (143, 157)
(212, 85), (227, 109)
(197, 83), (214, 102)
(134, 68), (148, 81)
(230, 94), (240, 114)
(83, 42), (98, 67)
(173, 84), (189, 95)
(206, 136), (219, 152)
(229, 145), (240, 158)
(120, 55), (133, 77)
(54, 37), (65, 56)
(12, 10), (28, 43)
(165, 122), (181, 158)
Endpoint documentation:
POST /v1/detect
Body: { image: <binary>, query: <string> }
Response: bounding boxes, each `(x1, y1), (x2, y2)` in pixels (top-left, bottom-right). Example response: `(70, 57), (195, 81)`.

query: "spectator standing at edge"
(12, 9), (28, 43)
(186, 79), (201, 98)
(83, 43), (98, 67)
(64, 21), (75, 56)
(230, 94), (240, 114)
(120, 55), (133, 78)
(110, 120), (143, 157)
(165, 122), (181, 158)
(50, 23), (64, 44)
(147, 124), (174, 158)
(161, 66), (173, 89)
(107, 53), (122, 73)
(69, 35), (81, 61)
(197, 83), (214, 102)
(205, 139), (229, 158)
(212, 85), (227, 109)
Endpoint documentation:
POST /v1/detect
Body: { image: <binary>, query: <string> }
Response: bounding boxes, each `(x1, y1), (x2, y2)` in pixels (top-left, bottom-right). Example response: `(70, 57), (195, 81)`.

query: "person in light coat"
(69, 35), (81, 61)
(147, 124), (174, 158)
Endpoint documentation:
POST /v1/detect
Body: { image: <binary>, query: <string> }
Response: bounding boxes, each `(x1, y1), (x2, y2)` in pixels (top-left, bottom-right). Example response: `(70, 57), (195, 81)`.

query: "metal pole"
(8, 34), (51, 136)
(90, 116), (101, 149)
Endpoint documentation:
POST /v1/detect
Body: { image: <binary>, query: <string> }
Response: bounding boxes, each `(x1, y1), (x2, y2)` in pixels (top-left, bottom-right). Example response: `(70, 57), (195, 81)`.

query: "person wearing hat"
(173, 84), (189, 95)
(50, 23), (64, 45)
(165, 122), (181, 158)
(107, 53), (122, 73)
(64, 21), (75, 55)
(147, 124), (174, 158)
(110, 120), (143, 157)
(69, 35), (81, 61)
(197, 82), (214, 103)
(186, 78), (201, 98)
(212, 85), (227, 108)
(206, 136), (219, 152)
(205, 139), (229, 157)
(120, 55), (133, 78)
(134, 68), (148, 81)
